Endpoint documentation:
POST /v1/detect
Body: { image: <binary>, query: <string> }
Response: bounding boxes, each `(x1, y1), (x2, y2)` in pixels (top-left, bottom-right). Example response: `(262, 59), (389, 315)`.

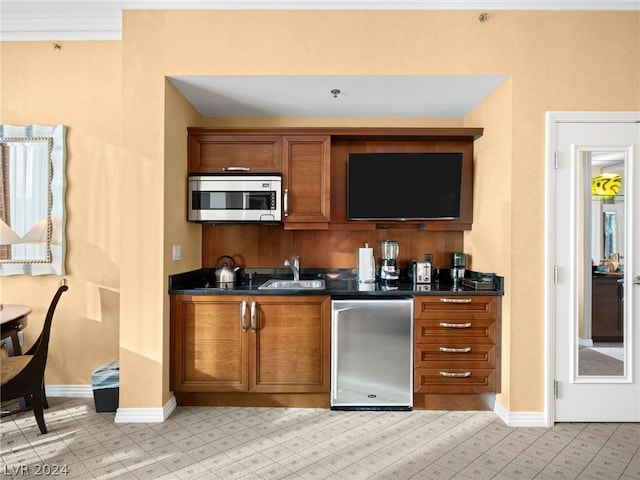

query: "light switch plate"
(172, 245), (181, 261)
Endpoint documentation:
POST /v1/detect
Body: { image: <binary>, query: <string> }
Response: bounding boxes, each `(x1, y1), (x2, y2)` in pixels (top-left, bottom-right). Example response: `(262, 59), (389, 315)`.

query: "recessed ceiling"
(168, 75), (509, 117)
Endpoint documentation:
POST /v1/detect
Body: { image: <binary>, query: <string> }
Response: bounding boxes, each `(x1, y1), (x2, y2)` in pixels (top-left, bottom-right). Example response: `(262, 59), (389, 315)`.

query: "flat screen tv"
(347, 152), (463, 221)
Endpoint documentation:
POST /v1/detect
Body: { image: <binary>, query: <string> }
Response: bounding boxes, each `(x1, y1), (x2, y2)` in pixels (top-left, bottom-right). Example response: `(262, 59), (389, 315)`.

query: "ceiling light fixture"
(331, 89), (341, 98)
(592, 173), (621, 197)
(479, 13), (489, 23)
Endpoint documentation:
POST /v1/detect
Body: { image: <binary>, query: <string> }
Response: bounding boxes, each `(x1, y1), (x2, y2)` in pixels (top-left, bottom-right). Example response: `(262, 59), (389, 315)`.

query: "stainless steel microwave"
(188, 174), (282, 223)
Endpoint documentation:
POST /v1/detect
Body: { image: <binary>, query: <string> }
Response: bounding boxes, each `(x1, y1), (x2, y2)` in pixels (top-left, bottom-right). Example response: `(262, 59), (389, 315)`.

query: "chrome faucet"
(284, 256), (300, 281)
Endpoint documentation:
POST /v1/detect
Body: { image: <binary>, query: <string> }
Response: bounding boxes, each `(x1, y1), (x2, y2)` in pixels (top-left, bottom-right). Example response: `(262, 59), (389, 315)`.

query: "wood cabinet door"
(282, 136), (331, 227)
(171, 295), (249, 392)
(188, 134), (283, 173)
(249, 295), (331, 393)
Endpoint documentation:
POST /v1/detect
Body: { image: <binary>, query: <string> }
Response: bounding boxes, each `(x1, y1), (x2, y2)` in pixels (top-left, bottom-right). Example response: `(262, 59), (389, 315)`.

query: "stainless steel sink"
(258, 279), (326, 290)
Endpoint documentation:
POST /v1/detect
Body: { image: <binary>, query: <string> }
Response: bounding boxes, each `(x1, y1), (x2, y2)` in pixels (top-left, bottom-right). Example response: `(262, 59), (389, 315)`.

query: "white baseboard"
(114, 396), (177, 423)
(44, 387), (548, 427)
(44, 385), (177, 423)
(45, 384), (94, 398)
(579, 337), (594, 347)
(494, 400), (551, 427)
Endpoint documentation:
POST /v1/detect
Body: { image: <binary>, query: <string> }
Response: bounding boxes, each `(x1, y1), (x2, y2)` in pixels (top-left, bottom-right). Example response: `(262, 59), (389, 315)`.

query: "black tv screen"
(347, 152), (463, 220)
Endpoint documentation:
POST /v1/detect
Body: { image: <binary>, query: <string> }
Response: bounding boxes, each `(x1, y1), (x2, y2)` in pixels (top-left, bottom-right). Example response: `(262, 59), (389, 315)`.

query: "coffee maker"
(451, 252), (467, 287)
(380, 240), (400, 284)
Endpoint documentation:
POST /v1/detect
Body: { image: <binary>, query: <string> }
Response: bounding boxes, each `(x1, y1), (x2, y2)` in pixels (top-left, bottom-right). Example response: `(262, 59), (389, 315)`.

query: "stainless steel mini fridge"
(331, 298), (413, 410)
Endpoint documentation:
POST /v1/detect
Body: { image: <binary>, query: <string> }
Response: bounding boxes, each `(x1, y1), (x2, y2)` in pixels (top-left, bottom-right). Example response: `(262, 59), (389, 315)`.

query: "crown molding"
(1, 0), (638, 41)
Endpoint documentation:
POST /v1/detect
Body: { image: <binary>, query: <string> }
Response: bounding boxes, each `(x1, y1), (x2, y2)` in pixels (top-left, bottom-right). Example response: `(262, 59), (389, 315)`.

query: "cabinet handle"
(440, 298), (472, 304)
(284, 188), (289, 216)
(440, 371), (472, 378)
(439, 322), (472, 328)
(250, 302), (257, 333)
(240, 300), (247, 332)
(440, 347), (472, 353)
(223, 166), (251, 171)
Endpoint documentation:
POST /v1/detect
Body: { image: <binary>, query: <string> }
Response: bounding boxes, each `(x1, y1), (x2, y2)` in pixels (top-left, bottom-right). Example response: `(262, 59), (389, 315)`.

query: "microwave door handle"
(284, 188), (289, 216)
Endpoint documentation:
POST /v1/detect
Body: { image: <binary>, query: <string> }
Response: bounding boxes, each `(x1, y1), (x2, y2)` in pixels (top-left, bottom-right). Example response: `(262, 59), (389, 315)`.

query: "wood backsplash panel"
(203, 225), (463, 270)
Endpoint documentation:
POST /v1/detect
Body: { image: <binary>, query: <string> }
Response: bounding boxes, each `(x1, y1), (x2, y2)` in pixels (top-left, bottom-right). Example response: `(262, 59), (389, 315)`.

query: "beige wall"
(2, 9), (638, 413)
(0, 41), (123, 385)
(464, 79), (513, 408)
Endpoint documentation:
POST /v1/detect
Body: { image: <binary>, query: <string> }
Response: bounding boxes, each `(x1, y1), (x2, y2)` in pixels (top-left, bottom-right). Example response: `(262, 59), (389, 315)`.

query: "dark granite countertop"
(169, 267), (504, 297)
(592, 271), (624, 279)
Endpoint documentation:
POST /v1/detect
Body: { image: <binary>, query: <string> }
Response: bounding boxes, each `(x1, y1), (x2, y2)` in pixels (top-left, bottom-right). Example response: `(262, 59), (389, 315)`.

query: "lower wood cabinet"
(170, 295), (331, 397)
(170, 292), (502, 410)
(592, 275), (624, 342)
(413, 295), (501, 410)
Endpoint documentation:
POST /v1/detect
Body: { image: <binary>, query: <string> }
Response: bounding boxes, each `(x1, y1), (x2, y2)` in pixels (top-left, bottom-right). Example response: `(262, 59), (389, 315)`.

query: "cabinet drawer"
(414, 344), (495, 369)
(414, 368), (495, 394)
(415, 319), (496, 344)
(415, 296), (497, 320)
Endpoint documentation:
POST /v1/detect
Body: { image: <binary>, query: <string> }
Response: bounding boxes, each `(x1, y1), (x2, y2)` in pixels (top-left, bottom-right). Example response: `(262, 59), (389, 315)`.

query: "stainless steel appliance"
(379, 240), (400, 284)
(451, 252), (467, 286)
(331, 298), (413, 410)
(411, 253), (433, 284)
(188, 174), (282, 223)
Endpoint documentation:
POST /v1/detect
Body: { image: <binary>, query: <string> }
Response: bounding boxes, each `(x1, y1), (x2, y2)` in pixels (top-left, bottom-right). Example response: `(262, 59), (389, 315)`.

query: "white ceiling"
(168, 75), (509, 118)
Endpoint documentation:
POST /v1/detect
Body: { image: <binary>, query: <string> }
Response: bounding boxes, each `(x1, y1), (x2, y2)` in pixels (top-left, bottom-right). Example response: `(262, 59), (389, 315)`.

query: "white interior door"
(548, 112), (640, 422)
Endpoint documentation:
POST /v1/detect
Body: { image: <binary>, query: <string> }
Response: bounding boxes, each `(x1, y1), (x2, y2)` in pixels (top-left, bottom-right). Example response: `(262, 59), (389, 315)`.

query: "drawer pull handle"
(439, 322), (472, 328)
(440, 371), (472, 378)
(240, 300), (248, 332)
(440, 347), (472, 353)
(440, 298), (472, 304)
(250, 302), (257, 333)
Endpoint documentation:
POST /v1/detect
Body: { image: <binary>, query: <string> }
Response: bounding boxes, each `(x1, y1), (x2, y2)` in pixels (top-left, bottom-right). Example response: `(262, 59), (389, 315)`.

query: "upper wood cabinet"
(187, 127), (482, 231)
(187, 130), (282, 173)
(282, 136), (331, 228)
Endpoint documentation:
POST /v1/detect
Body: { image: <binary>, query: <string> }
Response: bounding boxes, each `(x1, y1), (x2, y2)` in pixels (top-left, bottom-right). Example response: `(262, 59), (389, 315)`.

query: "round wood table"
(0, 304), (32, 356)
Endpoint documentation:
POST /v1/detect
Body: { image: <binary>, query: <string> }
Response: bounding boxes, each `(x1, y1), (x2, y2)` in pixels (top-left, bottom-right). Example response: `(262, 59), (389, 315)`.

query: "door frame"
(544, 111), (640, 426)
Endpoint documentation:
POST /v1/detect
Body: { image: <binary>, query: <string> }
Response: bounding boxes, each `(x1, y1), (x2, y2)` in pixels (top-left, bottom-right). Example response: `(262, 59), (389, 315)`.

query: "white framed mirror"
(0, 125), (66, 275)
(579, 149), (626, 377)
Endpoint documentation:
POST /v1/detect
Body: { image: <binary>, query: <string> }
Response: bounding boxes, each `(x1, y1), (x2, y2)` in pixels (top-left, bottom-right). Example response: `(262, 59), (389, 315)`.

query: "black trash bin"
(91, 361), (119, 412)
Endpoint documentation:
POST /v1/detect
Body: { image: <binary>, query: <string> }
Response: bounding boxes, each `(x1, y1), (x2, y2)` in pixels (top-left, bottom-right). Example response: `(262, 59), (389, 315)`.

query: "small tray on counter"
(461, 278), (495, 291)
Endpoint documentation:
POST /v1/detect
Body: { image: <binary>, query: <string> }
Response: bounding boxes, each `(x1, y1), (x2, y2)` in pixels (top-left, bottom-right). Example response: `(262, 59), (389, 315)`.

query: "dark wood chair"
(0, 283), (68, 434)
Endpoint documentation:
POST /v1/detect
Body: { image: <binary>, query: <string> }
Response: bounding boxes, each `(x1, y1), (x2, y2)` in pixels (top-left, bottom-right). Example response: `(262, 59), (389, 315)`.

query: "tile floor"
(591, 343), (625, 362)
(1, 397), (639, 480)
